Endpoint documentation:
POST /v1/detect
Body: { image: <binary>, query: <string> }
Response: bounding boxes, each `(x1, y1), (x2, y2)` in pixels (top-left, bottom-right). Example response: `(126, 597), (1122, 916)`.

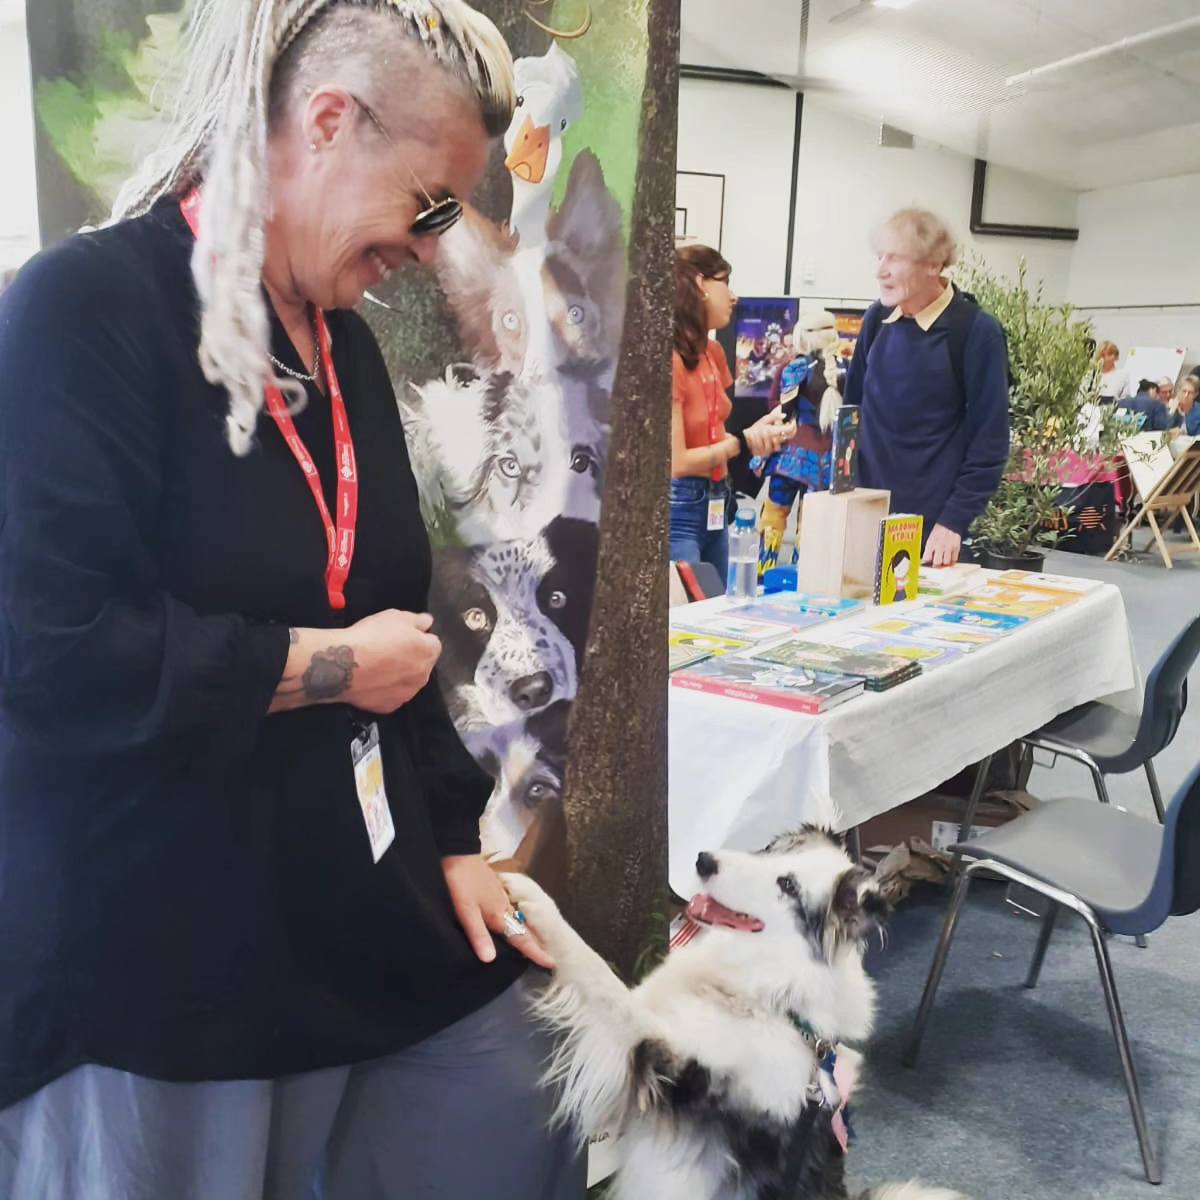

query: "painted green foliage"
(548, 0), (649, 228)
(36, 11), (184, 215)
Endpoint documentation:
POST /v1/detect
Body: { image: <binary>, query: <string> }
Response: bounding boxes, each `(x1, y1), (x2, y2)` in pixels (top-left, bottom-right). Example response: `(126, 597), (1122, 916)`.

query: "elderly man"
(844, 208), (1011, 566)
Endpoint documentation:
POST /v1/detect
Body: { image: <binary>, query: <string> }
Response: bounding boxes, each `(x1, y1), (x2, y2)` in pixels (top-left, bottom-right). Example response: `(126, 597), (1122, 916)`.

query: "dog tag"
(351, 722), (395, 863)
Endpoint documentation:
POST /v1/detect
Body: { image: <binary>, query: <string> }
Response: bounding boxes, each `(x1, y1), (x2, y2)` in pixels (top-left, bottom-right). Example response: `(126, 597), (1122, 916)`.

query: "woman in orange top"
(671, 244), (793, 581)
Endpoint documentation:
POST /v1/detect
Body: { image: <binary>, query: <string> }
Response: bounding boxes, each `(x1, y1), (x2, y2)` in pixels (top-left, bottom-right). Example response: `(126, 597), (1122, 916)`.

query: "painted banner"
(29, 0), (656, 898)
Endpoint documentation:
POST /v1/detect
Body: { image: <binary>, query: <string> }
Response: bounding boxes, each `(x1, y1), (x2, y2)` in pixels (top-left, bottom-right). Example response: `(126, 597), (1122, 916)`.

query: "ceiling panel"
(681, 0), (1200, 189)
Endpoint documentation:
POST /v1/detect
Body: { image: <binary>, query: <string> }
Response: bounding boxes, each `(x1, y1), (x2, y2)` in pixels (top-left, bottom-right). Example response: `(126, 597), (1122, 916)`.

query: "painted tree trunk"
(560, 0), (678, 976)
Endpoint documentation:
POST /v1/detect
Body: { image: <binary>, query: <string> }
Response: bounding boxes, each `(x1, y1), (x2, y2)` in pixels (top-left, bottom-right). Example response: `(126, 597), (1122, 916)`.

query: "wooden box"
(796, 488), (891, 599)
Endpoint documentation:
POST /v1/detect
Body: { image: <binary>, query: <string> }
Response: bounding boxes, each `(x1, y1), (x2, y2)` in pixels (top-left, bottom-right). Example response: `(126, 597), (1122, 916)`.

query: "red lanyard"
(700, 347), (724, 483)
(180, 190), (357, 610)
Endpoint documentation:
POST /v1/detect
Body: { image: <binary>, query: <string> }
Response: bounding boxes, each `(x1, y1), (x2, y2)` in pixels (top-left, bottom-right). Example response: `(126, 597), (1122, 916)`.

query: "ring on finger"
(502, 910), (528, 938)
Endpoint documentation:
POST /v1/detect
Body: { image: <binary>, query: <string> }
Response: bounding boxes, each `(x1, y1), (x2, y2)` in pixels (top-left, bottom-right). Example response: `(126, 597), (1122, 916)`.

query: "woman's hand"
(744, 409), (797, 458)
(442, 854), (555, 969)
(270, 610), (442, 714)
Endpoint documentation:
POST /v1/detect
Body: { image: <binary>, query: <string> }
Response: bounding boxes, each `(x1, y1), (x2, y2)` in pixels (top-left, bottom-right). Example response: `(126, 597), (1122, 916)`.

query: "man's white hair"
(114, 0), (514, 455)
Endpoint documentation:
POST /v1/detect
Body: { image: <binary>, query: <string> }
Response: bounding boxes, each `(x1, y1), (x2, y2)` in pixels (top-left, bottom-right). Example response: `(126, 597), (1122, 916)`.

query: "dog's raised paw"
(499, 872), (561, 930)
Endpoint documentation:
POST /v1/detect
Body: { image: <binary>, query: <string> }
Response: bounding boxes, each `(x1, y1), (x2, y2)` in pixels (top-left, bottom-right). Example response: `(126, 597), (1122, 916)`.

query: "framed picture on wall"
(675, 171), (725, 250)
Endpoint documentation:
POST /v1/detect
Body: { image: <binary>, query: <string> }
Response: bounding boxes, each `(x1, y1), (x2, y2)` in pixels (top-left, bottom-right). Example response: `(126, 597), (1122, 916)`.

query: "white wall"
(676, 77), (797, 297)
(0, 4), (39, 273)
(791, 99), (1079, 307)
(1067, 173), (1200, 363)
(676, 83), (1082, 305)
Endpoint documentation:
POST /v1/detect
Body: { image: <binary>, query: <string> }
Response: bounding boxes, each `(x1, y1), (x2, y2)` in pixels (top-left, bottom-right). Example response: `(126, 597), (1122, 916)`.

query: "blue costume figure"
(751, 314), (842, 576)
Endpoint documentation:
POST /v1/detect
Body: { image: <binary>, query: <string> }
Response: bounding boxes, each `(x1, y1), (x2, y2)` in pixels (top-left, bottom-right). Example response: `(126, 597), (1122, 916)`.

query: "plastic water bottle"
(726, 505), (758, 600)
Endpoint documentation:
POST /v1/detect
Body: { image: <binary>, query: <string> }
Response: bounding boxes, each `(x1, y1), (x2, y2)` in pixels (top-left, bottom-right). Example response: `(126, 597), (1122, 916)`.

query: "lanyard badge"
(179, 191), (358, 611)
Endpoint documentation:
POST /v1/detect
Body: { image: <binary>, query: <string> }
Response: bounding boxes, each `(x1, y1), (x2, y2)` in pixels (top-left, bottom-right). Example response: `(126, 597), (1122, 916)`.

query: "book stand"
(1106, 446), (1200, 569)
(796, 488), (891, 598)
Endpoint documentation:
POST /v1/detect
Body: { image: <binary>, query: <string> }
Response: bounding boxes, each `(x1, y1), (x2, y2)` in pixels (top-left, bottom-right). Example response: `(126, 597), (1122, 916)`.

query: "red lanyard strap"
(701, 349), (724, 483)
(179, 191), (357, 610)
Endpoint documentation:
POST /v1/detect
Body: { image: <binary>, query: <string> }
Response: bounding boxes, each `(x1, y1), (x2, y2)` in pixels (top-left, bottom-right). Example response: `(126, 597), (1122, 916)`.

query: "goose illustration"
(503, 43), (585, 250)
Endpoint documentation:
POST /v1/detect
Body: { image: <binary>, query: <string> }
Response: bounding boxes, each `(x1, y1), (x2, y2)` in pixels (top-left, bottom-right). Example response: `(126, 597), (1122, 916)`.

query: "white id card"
(351, 722), (395, 863)
(706, 496), (725, 531)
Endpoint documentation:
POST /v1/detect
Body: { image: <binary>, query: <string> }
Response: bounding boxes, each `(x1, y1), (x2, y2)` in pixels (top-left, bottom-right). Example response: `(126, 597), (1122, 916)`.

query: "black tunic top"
(0, 202), (523, 1110)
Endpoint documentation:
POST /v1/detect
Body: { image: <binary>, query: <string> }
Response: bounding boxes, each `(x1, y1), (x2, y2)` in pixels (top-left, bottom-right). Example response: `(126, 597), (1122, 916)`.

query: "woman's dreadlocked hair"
(113, 0), (514, 455)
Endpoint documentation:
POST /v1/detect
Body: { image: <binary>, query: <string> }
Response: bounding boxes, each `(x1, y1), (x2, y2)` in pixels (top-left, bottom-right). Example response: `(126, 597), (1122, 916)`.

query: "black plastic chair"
(1018, 614), (1200, 823)
(905, 759), (1200, 1185)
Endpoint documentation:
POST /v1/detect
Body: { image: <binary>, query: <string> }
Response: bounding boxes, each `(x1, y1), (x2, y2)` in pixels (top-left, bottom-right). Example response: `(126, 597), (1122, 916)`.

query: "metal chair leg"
(1145, 759), (1166, 824)
(1088, 761), (1113, 806)
(1083, 911), (1162, 1185)
(904, 862), (977, 1068)
(950, 754), (993, 882)
(1024, 902), (1059, 990)
(1017, 741), (1035, 790)
(846, 825), (863, 864)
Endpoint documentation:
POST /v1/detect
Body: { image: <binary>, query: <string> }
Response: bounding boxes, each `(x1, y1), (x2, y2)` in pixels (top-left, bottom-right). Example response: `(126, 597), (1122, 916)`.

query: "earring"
(309, 141), (319, 153)
(702, 290), (710, 299)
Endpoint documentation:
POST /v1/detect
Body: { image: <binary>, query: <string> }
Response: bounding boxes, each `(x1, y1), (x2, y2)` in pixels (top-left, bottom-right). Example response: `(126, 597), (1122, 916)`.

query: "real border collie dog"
(502, 829), (964, 1200)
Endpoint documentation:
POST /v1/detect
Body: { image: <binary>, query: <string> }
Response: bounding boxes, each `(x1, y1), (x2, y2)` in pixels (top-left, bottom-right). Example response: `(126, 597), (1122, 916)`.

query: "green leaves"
(961, 257), (1123, 556)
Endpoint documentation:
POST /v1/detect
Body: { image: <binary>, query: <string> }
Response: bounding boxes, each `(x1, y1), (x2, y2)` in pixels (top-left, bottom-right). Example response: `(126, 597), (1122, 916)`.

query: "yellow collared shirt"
(882, 279), (955, 332)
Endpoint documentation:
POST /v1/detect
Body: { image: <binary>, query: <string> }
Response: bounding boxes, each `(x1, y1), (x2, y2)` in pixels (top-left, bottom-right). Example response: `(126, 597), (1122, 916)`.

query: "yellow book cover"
(669, 631), (751, 657)
(938, 583), (1077, 619)
(874, 515), (923, 604)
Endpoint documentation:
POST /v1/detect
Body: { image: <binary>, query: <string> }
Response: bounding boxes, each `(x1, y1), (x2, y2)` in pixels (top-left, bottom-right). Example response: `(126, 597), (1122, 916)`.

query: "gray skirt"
(0, 977), (584, 1200)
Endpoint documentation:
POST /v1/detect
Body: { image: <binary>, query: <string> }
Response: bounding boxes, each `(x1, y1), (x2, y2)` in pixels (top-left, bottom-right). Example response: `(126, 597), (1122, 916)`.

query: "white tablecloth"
(668, 579), (1139, 894)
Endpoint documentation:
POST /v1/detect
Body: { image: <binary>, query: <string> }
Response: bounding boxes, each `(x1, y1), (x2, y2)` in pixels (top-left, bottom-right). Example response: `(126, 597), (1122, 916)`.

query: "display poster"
(27, 1), (662, 921)
(733, 296), (799, 399)
(1125, 345), (1187, 391)
(830, 306), (866, 363)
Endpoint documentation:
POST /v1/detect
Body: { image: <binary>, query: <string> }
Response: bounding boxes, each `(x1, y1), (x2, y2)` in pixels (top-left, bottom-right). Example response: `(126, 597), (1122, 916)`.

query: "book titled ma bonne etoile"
(874, 514), (923, 604)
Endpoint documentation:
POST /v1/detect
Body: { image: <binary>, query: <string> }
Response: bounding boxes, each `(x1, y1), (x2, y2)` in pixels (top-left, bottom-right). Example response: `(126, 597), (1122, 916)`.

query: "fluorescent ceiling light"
(874, 0), (916, 9)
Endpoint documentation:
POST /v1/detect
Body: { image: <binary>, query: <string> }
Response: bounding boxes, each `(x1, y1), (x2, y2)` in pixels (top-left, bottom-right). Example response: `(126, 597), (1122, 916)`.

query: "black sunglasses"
(349, 94), (464, 238)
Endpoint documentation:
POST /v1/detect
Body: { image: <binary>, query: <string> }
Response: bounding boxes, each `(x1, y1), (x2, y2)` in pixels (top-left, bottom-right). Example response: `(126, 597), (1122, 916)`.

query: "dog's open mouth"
(686, 894), (764, 933)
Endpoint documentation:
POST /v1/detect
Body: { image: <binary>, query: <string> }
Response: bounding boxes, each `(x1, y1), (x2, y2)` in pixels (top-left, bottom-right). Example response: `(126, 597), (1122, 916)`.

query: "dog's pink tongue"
(686, 894), (764, 932)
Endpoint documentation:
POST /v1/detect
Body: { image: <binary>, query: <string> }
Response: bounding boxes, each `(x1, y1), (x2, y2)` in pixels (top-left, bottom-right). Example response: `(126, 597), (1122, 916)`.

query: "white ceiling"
(681, 0), (1200, 191)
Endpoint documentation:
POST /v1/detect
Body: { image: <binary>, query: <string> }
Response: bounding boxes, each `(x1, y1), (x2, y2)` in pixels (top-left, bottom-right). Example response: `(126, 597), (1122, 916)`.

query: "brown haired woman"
(671, 244), (793, 580)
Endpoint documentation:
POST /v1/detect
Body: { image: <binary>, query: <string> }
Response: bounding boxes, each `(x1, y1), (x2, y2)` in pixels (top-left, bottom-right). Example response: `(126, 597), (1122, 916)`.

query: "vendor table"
(668, 576), (1138, 895)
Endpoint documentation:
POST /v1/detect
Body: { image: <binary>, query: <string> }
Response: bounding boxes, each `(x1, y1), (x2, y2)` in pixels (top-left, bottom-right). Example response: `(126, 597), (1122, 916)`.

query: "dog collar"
(787, 1015), (842, 1110)
(788, 1013), (855, 1154)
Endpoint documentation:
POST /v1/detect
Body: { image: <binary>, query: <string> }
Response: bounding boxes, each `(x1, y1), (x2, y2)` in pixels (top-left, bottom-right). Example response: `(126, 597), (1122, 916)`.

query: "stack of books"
(917, 563), (984, 598)
(746, 592), (865, 621)
(751, 638), (922, 692)
(811, 628), (967, 671)
(669, 610), (794, 646)
(670, 656), (865, 714)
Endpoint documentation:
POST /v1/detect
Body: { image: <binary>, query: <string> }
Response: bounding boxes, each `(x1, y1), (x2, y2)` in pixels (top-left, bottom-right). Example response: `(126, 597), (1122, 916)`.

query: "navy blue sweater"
(844, 293), (1011, 538)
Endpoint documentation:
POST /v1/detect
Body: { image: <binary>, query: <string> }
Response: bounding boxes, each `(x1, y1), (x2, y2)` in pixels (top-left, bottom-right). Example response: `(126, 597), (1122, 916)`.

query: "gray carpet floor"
(849, 538), (1200, 1199)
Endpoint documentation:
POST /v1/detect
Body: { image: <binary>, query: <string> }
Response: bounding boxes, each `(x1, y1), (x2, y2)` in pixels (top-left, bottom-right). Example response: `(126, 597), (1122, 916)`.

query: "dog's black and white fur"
(503, 829), (964, 1200)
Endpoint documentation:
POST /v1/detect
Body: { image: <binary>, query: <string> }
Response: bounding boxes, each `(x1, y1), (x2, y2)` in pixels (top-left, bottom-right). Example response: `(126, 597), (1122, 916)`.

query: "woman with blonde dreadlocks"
(0, 2), (583, 1196)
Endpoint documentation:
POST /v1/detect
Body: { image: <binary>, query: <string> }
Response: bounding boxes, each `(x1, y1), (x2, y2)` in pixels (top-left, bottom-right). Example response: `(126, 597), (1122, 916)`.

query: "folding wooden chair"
(1107, 445), (1200, 569)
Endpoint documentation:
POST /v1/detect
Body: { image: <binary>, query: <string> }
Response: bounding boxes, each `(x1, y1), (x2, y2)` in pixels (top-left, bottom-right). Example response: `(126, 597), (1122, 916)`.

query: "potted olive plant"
(959, 258), (1123, 571)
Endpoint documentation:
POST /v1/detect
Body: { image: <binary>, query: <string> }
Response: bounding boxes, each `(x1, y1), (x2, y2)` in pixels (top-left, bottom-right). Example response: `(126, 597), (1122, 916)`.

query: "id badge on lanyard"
(703, 352), (727, 531)
(351, 721), (395, 863)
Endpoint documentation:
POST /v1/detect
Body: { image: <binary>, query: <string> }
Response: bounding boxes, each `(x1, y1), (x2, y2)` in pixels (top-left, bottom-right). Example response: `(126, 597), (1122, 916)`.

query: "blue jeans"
(669, 476), (730, 583)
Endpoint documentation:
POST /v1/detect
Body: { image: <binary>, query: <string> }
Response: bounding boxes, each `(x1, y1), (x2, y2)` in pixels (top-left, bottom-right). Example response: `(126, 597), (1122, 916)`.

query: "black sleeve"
(0, 236), (290, 760)
(403, 673), (494, 857)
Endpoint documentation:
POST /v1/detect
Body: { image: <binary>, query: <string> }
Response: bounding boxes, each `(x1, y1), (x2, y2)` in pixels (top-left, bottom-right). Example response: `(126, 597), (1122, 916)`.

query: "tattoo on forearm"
(301, 645), (356, 701)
